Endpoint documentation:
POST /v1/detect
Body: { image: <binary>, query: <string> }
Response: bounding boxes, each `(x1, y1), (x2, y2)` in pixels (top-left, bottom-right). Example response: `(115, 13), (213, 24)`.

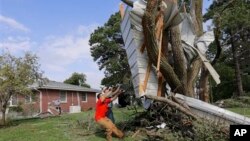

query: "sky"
(0, 0), (212, 89)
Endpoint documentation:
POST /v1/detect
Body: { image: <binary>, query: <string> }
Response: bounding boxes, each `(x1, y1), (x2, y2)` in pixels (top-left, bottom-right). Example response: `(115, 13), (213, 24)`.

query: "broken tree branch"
(145, 94), (197, 120)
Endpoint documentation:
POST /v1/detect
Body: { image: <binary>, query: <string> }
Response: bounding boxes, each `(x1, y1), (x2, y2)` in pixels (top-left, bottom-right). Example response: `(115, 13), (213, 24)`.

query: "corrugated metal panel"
(121, 7), (132, 44)
(176, 94), (250, 125)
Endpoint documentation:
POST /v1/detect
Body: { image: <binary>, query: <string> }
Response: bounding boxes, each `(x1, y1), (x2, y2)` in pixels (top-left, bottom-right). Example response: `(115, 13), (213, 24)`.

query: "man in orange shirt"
(95, 86), (124, 141)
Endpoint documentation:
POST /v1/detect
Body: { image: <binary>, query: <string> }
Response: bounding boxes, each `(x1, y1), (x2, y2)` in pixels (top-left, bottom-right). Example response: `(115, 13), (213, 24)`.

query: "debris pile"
(118, 101), (229, 140)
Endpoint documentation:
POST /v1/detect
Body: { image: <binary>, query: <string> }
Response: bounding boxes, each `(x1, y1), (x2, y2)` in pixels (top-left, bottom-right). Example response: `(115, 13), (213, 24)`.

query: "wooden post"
(143, 61), (152, 92)
(157, 73), (163, 97)
(155, 12), (164, 72)
(119, 3), (125, 20)
(155, 10), (164, 97)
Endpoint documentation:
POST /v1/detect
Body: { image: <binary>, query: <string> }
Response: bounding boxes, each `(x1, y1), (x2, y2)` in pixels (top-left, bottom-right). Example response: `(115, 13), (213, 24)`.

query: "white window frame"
(9, 95), (18, 107)
(59, 91), (67, 103)
(81, 92), (87, 102)
(25, 94), (36, 104)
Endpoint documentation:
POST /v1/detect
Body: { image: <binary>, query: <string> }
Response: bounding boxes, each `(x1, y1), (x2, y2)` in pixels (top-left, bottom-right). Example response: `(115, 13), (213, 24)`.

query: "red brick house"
(7, 81), (100, 117)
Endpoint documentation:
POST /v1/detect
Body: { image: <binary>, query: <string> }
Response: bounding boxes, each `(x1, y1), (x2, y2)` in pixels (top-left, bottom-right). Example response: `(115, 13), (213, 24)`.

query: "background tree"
(89, 12), (131, 87)
(89, 12), (133, 106)
(64, 72), (90, 88)
(0, 52), (43, 125)
(204, 0), (250, 98)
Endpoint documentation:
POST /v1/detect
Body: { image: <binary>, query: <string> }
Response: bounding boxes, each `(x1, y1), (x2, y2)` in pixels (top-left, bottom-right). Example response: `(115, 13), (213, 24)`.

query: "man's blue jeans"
(106, 108), (115, 123)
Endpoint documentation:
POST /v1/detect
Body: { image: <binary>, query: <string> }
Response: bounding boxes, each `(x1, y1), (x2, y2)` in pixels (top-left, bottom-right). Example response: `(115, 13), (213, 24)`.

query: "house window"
(81, 92), (87, 102)
(25, 94), (35, 103)
(60, 91), (67, 103)
(9, 95), (18, 106)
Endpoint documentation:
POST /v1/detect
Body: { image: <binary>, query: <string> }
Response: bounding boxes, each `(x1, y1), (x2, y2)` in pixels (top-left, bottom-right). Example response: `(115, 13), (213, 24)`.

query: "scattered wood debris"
(116, 99), (229, 140)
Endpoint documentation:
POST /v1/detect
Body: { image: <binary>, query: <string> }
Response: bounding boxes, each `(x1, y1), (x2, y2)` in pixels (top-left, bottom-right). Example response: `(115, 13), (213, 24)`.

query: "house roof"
(31, 81), (101, 93)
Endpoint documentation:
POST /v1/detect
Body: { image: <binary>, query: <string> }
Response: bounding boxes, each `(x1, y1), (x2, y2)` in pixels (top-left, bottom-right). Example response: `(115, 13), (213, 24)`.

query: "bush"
(219, 97), (250, 108)
(8, 105), (23, 113)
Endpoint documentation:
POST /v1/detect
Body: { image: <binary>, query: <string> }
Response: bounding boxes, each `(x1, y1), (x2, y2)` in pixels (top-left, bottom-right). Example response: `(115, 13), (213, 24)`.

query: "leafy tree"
(204, 0), (250, 97)
(89, 12), (131, 87)
(64, 72), (90, 88)
(0, 52), (43, 125)
(211, 63), (235, 101)
(89, 12), (132, 106)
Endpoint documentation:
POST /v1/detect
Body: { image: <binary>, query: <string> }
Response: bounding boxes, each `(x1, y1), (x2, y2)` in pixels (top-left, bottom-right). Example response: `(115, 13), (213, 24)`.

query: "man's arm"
(100, 87), (115, 102)
(102, 86), (121, 98)
(111, 89), (124, 101)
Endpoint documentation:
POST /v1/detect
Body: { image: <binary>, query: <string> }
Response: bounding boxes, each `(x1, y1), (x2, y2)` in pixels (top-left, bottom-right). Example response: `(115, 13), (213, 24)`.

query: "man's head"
(97, 93), (102, 99)
(102, 87), (109, 93)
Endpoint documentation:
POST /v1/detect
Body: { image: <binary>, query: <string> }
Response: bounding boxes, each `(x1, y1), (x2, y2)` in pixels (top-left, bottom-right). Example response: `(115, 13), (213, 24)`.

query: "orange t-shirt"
(95, 98), (111, 121)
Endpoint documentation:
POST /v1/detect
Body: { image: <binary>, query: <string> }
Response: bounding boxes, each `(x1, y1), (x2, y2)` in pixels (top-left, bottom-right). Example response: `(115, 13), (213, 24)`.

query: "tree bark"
(1, 108), (6, 125)
(199, 19), (222, 102)
(194, 0), (203, 37)
(187, 59), (202, 97)
(142, 0), (184, 94)
(199, 68), (210, 102)
(186, 0), (204, 98)
(230, 30), (244, 96)
(170, 26), (187, 95)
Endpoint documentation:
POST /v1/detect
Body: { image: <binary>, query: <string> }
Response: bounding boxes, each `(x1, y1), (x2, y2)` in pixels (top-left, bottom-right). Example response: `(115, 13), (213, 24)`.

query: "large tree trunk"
(230, 30), (244, 97)
(187, 59), (202, 97)
(186, 0), (203, 98)
(121, 0), (133, 7)
(199, 21), (222, 102)
(170, 26), (187, 95)
(1, 96), (10, 125)
(199, 68), (210, 102)
(142, 0), (185, 95)
(1, 107), (6, 125)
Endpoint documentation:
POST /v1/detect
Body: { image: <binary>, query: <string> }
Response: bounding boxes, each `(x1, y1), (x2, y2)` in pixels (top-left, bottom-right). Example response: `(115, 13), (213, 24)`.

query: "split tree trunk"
(142, 0), (185, 95)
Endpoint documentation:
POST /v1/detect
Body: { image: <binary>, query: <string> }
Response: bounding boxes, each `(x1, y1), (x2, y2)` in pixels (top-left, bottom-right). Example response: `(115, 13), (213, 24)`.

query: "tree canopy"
(0, 52), (43, 124)
(64, 72), (90, 88)
(89, 12), (132, 87)
(204, 0), (250, 99)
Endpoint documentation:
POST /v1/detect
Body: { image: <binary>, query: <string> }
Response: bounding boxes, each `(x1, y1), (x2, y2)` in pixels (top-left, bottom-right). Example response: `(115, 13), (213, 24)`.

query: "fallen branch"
(145, 94), (197, 120)
(171, 94), (191, 111)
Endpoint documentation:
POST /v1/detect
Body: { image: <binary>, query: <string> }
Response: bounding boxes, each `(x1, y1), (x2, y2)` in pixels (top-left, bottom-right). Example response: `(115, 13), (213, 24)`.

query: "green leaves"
(89, 12), (131, 86)
(204, 0), (250, 99)
(0, 52), (43, 124)
(63, 72), (90, 88)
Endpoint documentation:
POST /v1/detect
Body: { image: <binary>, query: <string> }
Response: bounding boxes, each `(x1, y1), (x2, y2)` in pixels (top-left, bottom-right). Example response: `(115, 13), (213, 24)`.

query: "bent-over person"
(95, 87), (124, 141)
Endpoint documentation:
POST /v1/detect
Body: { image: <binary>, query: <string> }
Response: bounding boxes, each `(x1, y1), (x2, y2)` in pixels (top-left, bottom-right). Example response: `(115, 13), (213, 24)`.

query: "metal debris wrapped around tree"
(120, 0), (250, 125)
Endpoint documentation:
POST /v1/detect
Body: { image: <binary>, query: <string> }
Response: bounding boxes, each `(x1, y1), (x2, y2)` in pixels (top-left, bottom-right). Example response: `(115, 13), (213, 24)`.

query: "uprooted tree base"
(116, 100), (229, 141)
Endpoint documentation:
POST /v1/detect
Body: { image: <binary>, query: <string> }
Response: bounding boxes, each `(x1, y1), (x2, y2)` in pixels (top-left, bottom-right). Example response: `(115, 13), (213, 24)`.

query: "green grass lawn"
(1, 106), (249, 141)
(0, 107), (136, 141)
